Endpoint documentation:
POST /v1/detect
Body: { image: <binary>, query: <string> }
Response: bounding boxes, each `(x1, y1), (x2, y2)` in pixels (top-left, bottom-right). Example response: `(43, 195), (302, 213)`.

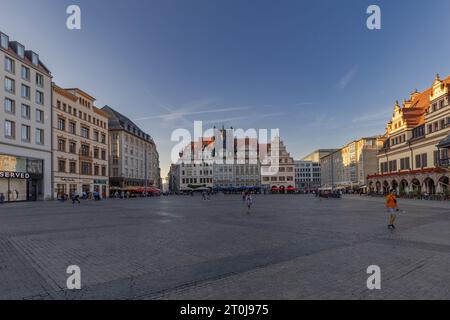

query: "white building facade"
(294, 160), (321, 190)
(0, 31), (52, 202)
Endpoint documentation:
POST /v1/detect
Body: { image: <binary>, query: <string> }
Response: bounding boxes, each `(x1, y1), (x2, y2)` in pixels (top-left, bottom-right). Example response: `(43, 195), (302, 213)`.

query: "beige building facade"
(261, 137), (295, 191)
(321, 136), (384, 190)
(52, 85), (109, 198)
(368, 75), (450, 195)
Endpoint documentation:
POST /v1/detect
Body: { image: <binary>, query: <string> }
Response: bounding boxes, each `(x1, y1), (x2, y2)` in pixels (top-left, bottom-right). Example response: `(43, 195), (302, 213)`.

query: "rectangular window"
(4, 120), (15, 139)
(21, 125), (30, 142)
(421, 153), (428, 168)
(35, 128), (44, 144)
(58, 139), (66, 152)
(400, 157), (410, 170)
(69, 162), (77, 174)
(21, 84), (30, 99)
(101, 149), (106, 160)
(21, 65), (30, 81)
(93, 130), (99, 142)
(434, 150), (440, 167)
(58, 118), (66, 131)
(36, 109), (44, 123)
(94, 165), (99, 176)
(0, 33), (9, 49)
(81, 126), (89, 139)
(101, 133), (106, 144)
(16, 44), (25, 58)
(101, 166), (106, 176)
(31, 52), (39, 66)
(80, 145), (90, 156)
(21, 104), (30, 119)
(36, 73), (44, 88)
(415, 154), (421, 169)
(58, 160), (66, 172)
(4, 57), (14, 73)
(35, 90), (44, 105)
(81, 162), (91, 175)
(4, 77), (15, 93)
(69, 142), (77, 154)
(68, 122), (76, 134)
(388, 160), (397, 172)
(4, 98), (15, 114)
(434, 122), (439, 132)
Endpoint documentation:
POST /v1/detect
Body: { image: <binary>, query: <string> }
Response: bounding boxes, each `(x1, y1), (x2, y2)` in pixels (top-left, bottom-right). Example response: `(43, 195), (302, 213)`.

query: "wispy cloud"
(294, 102), (314, 107)
(133, 106), (251, 122)
(203, 112), (285, 126)
(337, 65), (358, 90)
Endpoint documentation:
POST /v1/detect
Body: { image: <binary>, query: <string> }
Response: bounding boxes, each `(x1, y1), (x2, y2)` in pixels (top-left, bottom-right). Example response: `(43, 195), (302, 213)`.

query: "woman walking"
(245, 194), (253, 214)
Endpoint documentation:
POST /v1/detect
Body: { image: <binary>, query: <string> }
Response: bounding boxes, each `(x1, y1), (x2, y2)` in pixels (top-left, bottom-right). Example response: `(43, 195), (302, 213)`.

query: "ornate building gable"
(429, 74), (450, 103)
(386, 86), (432, 136)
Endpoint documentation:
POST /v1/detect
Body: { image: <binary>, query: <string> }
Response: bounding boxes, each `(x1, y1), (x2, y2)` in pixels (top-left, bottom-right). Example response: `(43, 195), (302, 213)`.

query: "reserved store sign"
(0, 171), (31, 179)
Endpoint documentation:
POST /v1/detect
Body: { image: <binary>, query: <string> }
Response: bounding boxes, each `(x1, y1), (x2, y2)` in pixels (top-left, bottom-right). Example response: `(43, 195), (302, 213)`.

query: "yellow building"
(52, 85), (109, 198)
(320, 137), (384, 191)
(368, 74), (450, 195)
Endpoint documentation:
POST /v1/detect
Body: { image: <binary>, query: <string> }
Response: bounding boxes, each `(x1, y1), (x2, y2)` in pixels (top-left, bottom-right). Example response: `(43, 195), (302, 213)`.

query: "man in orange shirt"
(386, 190), (398, 229)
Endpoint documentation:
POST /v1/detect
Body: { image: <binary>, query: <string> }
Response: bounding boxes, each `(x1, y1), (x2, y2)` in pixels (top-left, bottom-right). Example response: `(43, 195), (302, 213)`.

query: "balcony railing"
(439, 158), (450, 168)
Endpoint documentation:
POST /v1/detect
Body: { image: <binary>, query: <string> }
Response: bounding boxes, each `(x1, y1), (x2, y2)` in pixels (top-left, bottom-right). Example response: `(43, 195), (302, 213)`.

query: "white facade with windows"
(0, 31), (52, 201)
(102, 106), (161, 190)
(294, 160), (321, 190)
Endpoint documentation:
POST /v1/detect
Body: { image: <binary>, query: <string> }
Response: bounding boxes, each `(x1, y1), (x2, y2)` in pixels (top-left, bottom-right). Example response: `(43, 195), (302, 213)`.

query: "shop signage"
(0, 171), (31, 179)
(94, 179), (108, 185)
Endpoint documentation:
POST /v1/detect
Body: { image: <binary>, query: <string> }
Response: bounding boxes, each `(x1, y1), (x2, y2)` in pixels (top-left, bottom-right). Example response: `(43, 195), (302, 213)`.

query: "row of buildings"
(168, 128), (296, 193)
(0, 31), (160, 202)
(300, 74), (450, 196)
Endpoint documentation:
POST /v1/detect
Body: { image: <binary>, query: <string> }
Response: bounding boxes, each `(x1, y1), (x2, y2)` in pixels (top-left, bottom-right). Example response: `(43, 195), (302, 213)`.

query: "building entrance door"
(29, 180), (38, 201)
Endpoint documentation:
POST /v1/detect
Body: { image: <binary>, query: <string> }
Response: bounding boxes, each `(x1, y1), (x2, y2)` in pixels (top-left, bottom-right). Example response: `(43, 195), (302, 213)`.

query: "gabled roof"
(386, 75), (450, 133)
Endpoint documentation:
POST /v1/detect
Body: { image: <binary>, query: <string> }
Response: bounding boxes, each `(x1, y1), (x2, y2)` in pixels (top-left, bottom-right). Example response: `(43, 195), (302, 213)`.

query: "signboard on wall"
(0, 172), (31, 179)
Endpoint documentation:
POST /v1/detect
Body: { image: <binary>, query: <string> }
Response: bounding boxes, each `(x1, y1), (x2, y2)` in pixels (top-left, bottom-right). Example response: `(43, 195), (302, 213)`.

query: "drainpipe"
(50, 82), (54, 201)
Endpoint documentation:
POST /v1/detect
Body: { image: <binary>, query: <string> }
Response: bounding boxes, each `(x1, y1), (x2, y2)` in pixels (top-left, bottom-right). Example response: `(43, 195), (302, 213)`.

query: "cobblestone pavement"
(0, 194), (449, 300)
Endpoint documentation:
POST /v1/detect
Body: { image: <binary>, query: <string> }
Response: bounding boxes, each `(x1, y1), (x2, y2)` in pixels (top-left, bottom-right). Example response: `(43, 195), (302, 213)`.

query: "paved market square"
(0, 194), (449, 300)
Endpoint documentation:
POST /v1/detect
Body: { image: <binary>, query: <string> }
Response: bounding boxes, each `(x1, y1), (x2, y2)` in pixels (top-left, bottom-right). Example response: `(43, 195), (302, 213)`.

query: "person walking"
(386, 189), (398, 229)
(72, 190), (81, 204)
(0, 193), (5, 204)
(245, 193), (253, 214)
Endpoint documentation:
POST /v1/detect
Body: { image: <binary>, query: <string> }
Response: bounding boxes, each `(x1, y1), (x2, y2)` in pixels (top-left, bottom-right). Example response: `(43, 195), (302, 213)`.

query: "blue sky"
(2, 0), (450, 176)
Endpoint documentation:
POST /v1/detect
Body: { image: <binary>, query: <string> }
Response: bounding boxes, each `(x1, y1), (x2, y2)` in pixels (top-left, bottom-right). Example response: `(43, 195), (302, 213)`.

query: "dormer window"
(16, 44), (25, 59)
(31, 52), (39, 66)
(0, 33), (9, 49)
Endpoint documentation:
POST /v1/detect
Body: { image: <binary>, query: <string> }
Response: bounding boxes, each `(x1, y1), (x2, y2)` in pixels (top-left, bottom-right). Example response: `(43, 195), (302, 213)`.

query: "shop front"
(94, 179), (108, 198)
(0, 155), (44, 202)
